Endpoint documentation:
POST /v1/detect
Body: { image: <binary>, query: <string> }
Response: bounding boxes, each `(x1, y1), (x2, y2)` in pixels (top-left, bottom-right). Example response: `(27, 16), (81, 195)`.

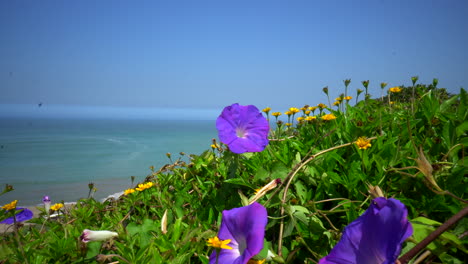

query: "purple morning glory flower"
(216, 103), (270, 154)
(319, 197), (413, 264)
(209, 202), (268, 264)
(42, 196), (51, 203)
(1, 208), (34, 224)
(43, 195), (51, 213)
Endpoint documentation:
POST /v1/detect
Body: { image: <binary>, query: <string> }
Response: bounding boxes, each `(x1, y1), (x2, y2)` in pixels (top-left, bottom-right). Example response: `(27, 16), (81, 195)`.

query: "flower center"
(236, 127), (247, 138)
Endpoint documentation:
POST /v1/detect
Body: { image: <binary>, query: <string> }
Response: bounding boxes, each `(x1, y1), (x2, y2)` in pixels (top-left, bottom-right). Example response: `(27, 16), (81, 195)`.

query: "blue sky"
(1, 0), (467, 117)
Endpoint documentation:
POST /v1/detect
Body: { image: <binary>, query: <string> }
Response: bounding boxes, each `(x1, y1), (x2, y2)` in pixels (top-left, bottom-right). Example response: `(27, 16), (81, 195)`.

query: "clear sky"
(1, 0), (467, 116)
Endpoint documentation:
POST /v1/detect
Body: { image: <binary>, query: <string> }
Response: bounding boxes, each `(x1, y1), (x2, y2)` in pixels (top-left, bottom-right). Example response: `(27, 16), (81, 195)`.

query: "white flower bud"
(80, 229), (118, 243)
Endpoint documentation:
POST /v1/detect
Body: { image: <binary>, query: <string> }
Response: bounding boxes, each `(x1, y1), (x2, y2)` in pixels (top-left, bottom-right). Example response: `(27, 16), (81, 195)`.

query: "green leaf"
(294, 180), (308, 204)
(309, 215), (326, 233)
(254, 167), (269, 181)
(238, 189), (249, 206)
(438, 252), (465, 264)
(85, 242), (101, 259)
(270, 163), (289, 181)
(411, 216), (442, 227)
(411, 222), (440, 251)
(224, 178), (252, 188)
(440, 93), (459, 113)
(456, 121), (468, 138)
(171, 218), (183, 243)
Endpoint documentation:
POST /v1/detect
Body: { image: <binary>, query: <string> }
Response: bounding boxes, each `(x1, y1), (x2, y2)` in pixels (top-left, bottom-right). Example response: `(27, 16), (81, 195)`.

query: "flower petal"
(216, 103), (269, 154)
(1, 208), (34, 224)
(320, 197), (412, 264)
(209, 202), (268, 264)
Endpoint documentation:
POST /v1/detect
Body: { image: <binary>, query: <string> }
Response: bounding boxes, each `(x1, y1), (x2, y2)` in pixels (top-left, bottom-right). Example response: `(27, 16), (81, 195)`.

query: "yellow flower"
(304, 110), (311, 115)
(308, 106), (318, 111)
(271, 112), (281, 117)
(211, 143), (219, 149)
(390, 101), (395, 105)
(297, 117), (304, 122)
(2, 200), (18, 210)
(207, 236), (233, 250)
(285, 123), (292, 127)
(335, 97), (343, 101)
(247, 259), (266, 264)
(355, 137), (372, 149)
(124, 188), (135, 195)
(305, 116), (317, 121)
(289, 107), (300, 114)
(321, 113), (337, 121)
(389, 87), (402, 93)
(344, 96), (353, 101)
(333, 101), (341, 106)
(51, 203), (64, 211)
(262, 107), (271, 113)
(136, 182), (154, 191)
(317, 103), (327, 109)
(284, 111), (292, 116)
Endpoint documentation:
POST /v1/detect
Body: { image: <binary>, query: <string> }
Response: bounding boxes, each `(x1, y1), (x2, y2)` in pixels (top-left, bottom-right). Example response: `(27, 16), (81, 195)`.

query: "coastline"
(0, 191), (125, 234)
(0, 117), (216, 207)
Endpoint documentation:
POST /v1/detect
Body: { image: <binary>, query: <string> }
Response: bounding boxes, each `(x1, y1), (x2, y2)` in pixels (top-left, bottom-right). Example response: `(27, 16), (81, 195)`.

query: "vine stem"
(398, 206), (468, 264)
(276, 137), (377, 257)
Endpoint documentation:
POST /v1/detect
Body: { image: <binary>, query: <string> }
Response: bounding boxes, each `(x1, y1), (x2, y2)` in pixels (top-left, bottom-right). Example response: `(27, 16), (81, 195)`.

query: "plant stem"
(398, 206), (468, 264)
(276, 137), (377, 256)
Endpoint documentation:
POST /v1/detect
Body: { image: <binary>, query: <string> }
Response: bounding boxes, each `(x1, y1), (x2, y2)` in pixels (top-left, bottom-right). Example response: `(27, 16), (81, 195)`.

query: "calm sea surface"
(0, 118), (217, 206)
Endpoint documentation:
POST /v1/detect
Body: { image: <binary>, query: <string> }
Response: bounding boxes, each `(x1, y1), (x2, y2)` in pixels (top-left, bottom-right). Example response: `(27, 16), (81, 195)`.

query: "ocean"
(0, 117), (217, 206)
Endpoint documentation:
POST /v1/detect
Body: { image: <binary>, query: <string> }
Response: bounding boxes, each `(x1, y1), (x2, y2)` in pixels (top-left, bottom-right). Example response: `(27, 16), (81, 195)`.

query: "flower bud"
(322, 86), (329, 95)
(42, 196), (51, 214)
(362, 80), (369, 89)
(343, 79), (351, 87)
(161, 209), (168, 235)
(367, 184), (384, 198)
(80, 229), (118, 243)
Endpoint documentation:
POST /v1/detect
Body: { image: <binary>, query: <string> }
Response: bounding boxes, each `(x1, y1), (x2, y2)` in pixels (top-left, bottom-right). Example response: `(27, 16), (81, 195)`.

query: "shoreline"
(0, 191), (125, 233)
(0, 176), (141, 208)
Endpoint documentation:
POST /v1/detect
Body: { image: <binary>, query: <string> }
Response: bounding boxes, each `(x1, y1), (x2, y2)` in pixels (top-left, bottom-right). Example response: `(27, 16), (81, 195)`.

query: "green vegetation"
(1, 78), (467, 263)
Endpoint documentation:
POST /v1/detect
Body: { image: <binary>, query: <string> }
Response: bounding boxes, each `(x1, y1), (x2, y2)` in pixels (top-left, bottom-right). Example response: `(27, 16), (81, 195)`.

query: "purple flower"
(319, 197), (413, 264)
(1, 208), (34, 224)
(42, 196), (51, 203)
(216, 103), (269, 154)
(209, 202), (268, 264)
(43, 195), (51, 212)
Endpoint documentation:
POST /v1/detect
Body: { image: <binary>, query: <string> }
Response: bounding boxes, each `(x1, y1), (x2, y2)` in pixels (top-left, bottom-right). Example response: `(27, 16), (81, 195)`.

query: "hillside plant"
(1, 78), (467, 263)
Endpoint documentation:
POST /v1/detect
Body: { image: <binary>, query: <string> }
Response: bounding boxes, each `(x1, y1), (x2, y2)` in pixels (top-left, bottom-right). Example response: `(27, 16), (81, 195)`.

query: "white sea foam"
(100, 191), (125, 202)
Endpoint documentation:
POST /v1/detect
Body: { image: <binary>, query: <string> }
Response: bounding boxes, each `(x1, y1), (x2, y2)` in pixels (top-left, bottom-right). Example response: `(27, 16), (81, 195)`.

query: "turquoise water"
(0, 118), (217, 206)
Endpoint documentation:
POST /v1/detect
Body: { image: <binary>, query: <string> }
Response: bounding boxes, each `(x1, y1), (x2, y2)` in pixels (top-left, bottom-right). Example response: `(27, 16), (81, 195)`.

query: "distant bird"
(38, 102), (43, 107)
